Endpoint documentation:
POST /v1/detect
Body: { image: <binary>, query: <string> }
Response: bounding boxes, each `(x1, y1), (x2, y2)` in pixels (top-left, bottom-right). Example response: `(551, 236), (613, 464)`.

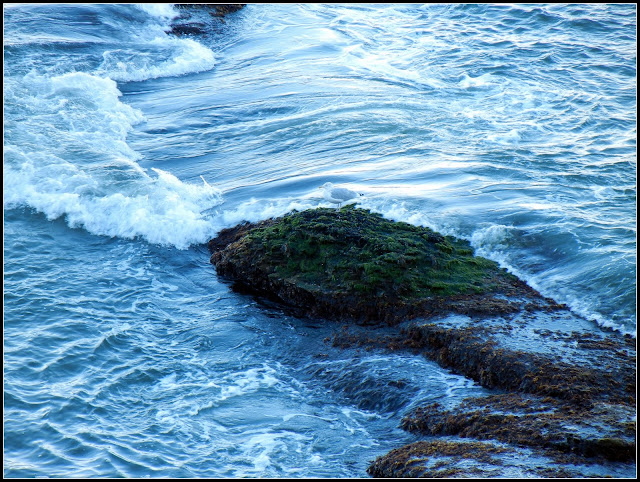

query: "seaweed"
(236, 206), (514, 299)
(208, 206), (547, 324)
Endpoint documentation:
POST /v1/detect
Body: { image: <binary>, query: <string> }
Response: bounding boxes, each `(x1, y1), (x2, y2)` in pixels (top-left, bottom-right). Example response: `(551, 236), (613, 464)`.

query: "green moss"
(237, 206), (512, 300)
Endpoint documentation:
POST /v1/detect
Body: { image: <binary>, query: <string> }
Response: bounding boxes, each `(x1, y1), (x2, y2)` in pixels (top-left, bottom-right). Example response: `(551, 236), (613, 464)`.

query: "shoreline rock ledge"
(208, 206), (636, 478)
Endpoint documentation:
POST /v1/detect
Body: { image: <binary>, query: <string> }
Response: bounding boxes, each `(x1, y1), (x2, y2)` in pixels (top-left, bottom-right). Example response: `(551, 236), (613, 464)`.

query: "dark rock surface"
(337, 312), (635, 476)
(167, 4), (246, 37)
(401, 395), (635, 463)
(174, 4), (245, 17)
(208, 207), (636, 477)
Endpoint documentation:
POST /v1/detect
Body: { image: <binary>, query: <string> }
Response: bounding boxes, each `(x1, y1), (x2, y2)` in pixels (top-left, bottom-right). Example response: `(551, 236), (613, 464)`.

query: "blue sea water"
(3, 3), (636, 478)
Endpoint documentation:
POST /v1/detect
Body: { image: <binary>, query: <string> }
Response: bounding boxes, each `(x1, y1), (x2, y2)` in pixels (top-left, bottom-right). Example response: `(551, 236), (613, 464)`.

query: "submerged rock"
(167, 23), (206, 36)
(335, 311), (635, 475)
(207, 206), (636, 477)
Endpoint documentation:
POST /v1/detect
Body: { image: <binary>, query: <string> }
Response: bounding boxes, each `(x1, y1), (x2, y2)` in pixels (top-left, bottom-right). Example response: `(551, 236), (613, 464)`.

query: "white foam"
(215, 198), (319, 231)
(470, 224), (514, 254)
(459, 72), (493, 88)
(218, 365), (281, 401)
(5, 70), (223, 249)
(99, 36), (216, 82)
(92, 4), (216, 83)
(5, 158), (223, 249)
(356, 198), (455, 237)
(486, 128), (521, 145)
(135, 3), (178, 21)
(239, 431), (311, 474)
(16, 70), (145, 153)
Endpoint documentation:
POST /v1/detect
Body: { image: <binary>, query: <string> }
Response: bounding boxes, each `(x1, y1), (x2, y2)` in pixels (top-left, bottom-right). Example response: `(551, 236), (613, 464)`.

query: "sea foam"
(97, 5), (216, 82)
(135, 3), (178, 20)
(99, 36), (216, 83)
(4, 69), (222, 249)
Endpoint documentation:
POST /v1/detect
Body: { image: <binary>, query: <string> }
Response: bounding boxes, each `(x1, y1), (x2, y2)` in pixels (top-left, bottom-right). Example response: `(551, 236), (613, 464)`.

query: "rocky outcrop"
(208, 206), (636, 477)
(209, 206), (564, 324)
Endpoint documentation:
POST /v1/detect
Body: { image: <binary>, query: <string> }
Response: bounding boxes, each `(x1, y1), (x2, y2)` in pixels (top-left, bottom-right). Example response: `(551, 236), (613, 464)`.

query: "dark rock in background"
(167, 4), (246, 36)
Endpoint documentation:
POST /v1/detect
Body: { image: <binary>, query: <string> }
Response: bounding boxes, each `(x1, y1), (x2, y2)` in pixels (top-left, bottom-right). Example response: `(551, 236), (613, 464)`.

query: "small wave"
(485, 128), (521, 145)
(459, 73), (494, 88)
(353, 199), (635, 337)
(16, 70), (145, 146)
(98, 36), (216, 83)
(5, 161), (223, 249)
(134, 3), (178, 21)
(5, 66), (223, 249)
(470, 224), (514, 252)
(468, 224), (636, 337)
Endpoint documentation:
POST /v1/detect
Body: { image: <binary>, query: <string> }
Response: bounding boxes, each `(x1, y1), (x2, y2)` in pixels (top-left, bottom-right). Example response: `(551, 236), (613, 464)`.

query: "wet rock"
(208, 206), (559, 325)
(167, 23), (206, 36)
(367, 440), (515, 478)
(208, 219), (276, 253)
(367, 438), (631, 478)
(167, 4), (245, 37)
(325, 314), (635, 473)
(206, 206), (636, 477)
(400, 322), (635, 404)
(364, 318), (636, 475)
(174, 4), (246, 17)
(401, 395), (635, 462)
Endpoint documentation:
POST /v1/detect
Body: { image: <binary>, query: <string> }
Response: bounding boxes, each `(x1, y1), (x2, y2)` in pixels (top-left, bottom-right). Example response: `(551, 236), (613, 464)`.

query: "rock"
(174, 4), (246, 17)
(328, 312), (635, 474)
(208, 206), (559, 325)
(367, 437), (631, 478)
(367, 440), (516, 478)
(167, 4), (246, 37)
(401, 395), (635, 462)
(207, 206), (636, 477)
(399, 322), (635, 404)
(167, 23), (206, 36)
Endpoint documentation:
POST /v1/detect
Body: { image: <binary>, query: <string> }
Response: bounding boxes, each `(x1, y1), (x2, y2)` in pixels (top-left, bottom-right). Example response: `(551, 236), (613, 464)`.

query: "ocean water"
(3, 3), (636, 477)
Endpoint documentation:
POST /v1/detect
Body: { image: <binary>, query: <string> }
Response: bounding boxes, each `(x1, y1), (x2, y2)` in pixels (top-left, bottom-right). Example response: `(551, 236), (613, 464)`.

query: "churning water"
(4, 3), (636, 477)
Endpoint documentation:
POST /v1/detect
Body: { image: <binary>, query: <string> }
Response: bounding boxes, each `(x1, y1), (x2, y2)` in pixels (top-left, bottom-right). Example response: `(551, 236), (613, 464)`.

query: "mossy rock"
(209, 206), (547, 324)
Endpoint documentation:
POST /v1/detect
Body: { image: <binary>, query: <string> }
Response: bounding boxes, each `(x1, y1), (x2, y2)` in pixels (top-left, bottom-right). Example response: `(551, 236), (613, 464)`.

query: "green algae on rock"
(208, 206), (556, 324)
